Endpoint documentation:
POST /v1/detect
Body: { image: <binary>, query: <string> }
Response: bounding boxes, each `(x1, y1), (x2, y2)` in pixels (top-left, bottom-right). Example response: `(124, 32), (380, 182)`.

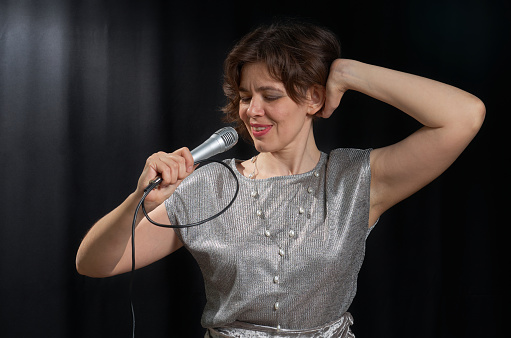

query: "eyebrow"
(239, 86), (285, 93)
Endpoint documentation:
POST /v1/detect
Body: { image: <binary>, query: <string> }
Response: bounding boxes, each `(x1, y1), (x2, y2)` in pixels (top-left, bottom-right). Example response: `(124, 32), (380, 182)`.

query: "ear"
(306, 85), (326, 116)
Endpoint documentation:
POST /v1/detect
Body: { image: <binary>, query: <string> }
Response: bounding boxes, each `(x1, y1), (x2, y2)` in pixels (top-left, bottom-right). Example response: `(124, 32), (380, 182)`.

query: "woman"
(76, 20), (485, 337)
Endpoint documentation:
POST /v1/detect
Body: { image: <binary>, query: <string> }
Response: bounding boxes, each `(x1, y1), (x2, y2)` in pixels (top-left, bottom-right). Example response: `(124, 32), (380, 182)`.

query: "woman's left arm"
(322, 59), (486, 226)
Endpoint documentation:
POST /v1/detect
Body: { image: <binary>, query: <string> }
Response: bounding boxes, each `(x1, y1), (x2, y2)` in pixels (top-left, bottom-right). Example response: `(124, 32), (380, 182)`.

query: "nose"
(246, 96), (264, 117)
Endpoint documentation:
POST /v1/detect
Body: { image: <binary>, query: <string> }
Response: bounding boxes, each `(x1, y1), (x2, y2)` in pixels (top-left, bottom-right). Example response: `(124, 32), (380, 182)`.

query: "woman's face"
(238, 62), (315, 154)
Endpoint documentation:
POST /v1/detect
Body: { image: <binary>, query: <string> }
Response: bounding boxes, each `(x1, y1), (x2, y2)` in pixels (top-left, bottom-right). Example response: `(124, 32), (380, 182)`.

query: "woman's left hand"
(324, 58), (485, 228)
(319, 59), (351, 118)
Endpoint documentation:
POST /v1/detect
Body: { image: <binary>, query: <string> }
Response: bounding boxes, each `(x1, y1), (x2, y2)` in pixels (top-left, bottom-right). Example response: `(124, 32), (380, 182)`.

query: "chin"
(252, 140), (269, 153)
(253, 143), (266, 153)
(254, 143), (281, 154)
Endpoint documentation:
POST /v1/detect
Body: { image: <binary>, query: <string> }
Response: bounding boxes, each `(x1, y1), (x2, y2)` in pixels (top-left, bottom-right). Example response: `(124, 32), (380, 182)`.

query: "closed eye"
(264, 96), (281, 102)
(240, 96), (280, 104)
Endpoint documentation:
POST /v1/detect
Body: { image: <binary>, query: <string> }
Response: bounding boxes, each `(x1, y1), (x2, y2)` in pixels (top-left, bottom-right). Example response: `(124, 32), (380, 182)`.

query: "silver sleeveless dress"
(165, 148), (374, 337)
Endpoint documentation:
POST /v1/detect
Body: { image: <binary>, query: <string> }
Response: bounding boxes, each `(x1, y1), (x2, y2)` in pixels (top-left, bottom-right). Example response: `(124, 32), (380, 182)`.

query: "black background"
(0, 0), (507, 337)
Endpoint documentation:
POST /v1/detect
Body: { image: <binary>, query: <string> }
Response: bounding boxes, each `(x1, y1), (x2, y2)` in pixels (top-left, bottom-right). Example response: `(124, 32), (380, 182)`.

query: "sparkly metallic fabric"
(165, 148), (374, 335)
(205, 312), (355, 337)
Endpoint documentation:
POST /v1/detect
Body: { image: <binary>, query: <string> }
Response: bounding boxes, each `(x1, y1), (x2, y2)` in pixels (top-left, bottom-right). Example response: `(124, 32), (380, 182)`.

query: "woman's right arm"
(75, 147), (196, 278)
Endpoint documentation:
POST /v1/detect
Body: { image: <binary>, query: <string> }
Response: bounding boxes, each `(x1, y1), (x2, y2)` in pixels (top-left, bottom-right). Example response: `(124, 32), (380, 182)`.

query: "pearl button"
(307, 187), (313, 194)
(299, 207), (305, 214)
(273, 275), (279, 283)
(279, 248), (285, 257)
(274, 302), (280, 310)
(251, 191), (258, 198)
(256, 210), (263, 217)
(264, 229), (271, 237)
(314, 171), (319, 177)
(289, 229), (295, 237)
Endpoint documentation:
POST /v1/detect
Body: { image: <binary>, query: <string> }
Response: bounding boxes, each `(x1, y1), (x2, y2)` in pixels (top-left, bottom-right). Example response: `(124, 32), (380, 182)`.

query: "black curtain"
(0, 0), (507, 337)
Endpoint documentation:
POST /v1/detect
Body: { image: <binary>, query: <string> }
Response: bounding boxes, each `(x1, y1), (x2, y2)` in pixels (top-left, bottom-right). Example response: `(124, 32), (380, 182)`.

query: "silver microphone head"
(214, 127), (239, 150)
(190, 127), (238, 163)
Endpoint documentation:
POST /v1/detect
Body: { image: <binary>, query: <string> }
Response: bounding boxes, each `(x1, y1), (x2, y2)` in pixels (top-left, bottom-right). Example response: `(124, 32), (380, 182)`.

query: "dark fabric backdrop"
(0, 0), (507, 337)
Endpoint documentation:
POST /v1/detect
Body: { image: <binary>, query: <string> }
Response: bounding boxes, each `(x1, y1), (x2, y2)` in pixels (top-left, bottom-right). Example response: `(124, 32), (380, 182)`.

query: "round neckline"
(231, 152), (327, 183)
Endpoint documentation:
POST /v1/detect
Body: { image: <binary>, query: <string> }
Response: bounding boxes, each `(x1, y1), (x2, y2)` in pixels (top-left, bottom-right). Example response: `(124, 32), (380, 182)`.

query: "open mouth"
(251, 124), (272, 137)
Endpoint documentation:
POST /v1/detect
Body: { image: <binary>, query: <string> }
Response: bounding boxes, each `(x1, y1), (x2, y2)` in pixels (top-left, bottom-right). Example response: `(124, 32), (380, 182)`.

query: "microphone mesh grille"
(221, 131), (236, 146)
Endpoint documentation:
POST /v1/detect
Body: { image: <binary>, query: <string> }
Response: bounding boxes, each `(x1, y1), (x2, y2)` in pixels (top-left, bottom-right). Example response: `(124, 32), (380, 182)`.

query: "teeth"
(253, 127), (267, 131)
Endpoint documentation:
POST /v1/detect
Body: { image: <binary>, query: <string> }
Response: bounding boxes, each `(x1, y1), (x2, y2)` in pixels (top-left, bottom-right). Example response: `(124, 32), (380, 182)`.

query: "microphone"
(147, 127), (238, 188)
(190, 127), (238, 164)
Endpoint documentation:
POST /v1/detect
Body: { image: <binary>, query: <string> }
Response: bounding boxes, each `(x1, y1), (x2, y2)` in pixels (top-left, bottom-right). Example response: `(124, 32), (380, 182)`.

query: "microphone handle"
(190, 137), (224, 164)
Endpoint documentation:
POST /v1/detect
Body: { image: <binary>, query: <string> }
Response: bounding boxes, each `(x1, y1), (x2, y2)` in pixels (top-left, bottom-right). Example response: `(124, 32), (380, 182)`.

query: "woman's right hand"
(76, 147), (193, 277)
(136, 147), (196, 212)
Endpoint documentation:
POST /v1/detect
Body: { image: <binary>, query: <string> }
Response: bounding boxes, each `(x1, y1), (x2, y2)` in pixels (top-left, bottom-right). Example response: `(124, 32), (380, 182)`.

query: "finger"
(146, 153), (173, 185)
(174, 147), (195, 172)
(157, 153), (187, 184)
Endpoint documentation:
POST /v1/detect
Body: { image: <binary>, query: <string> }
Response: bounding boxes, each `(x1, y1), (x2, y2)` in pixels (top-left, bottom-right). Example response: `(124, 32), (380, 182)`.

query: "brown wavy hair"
(222, 19), (341, 143)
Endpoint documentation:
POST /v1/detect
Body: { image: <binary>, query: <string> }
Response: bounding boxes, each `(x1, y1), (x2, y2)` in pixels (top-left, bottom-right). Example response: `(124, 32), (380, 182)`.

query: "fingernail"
(187, 166), (193, 172)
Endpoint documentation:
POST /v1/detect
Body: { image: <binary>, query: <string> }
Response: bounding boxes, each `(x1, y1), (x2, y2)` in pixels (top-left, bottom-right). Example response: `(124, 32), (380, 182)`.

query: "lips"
(250, 124), (272, 137)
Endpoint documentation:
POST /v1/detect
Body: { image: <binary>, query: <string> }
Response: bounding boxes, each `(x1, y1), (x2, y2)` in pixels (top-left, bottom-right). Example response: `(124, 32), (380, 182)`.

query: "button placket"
(251, 181), (282, 327)
(248, 166), (322, 331)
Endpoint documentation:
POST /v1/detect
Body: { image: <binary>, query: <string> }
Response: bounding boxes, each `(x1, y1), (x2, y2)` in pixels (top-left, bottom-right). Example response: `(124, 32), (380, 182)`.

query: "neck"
(255, 127), (321, 178)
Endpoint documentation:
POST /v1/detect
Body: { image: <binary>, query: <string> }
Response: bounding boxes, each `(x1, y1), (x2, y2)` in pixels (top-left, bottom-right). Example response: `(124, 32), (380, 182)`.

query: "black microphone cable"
(129, 159), (239, 337)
